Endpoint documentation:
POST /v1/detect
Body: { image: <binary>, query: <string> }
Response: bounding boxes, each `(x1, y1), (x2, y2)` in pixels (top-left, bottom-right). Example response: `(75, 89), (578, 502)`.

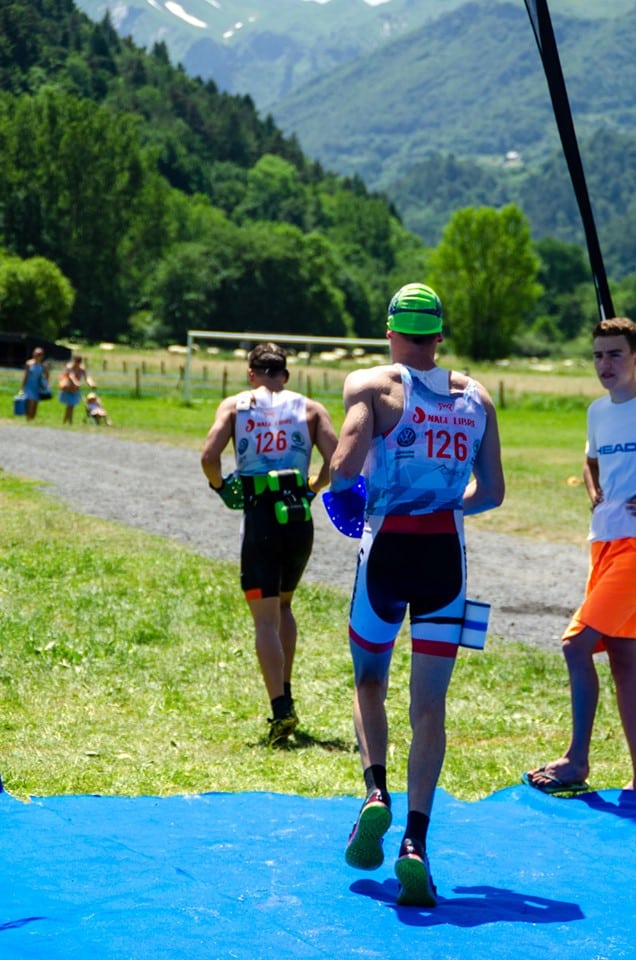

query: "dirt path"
(0, 423), (589, 651)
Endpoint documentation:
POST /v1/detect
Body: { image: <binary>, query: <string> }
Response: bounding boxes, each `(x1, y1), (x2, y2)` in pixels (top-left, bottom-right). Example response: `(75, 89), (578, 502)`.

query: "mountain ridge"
(73, 0), (636, 280)
(272, 2), (636, 189)
(75, 1), (636, 199)
(75, 0), (445, 107)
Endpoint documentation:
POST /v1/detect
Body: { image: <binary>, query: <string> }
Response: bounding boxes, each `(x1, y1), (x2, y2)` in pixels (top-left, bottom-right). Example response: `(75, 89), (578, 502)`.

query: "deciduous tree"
(429, 205), (542, 360)
(0, 253), (74, 339)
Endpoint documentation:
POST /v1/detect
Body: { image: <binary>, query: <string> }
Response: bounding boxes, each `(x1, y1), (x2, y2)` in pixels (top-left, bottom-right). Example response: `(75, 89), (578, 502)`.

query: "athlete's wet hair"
(593, 317), (636, 352)
(248, 342), (288, 376)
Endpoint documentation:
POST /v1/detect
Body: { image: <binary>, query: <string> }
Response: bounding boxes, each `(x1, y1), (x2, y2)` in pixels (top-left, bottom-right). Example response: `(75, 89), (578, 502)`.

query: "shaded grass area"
(0, 473), (628, 802)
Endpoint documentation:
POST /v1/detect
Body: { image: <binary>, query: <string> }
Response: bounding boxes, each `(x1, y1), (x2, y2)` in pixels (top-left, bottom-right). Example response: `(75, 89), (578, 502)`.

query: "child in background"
(85, 392), (112, 426)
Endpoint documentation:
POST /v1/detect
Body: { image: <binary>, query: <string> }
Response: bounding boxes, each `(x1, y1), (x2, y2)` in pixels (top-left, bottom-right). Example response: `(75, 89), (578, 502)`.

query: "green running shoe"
(345, 789), (392, 870)
(395, 838), (437, 907)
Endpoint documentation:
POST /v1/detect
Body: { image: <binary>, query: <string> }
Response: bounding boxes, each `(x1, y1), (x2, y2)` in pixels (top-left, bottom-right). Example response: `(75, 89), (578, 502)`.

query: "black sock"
(271, 695), (291, 720)
(404, 810), (430, 846)
(364, 765), (390, 805)
(284, 682), (292, 701)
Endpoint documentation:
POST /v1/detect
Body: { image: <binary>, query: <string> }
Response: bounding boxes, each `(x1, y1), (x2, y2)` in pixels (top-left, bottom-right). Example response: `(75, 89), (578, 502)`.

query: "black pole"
(524, 0), (614, 320)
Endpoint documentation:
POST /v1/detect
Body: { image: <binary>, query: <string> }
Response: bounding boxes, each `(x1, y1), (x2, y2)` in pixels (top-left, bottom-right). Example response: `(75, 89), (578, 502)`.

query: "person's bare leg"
(279, 592), (297, 687)
(353, 673), (389, 770)
(406, 652), (456, 816)
(527, 626), (601, 787)
(246, 596), (284, 701)
(344, 663), (391, 871)
(392, 650), (456, 907)
(605, 636), (636, 790)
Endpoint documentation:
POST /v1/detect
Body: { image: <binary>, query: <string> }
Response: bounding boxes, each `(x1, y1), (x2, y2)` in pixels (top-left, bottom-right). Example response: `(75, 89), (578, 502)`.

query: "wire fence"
(1, 345), (599, 411)
(0, 355), (357, 404)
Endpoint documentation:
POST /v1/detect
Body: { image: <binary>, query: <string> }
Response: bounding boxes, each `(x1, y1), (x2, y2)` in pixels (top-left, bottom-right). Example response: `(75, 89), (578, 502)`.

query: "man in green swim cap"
(331, 282), (505, 906)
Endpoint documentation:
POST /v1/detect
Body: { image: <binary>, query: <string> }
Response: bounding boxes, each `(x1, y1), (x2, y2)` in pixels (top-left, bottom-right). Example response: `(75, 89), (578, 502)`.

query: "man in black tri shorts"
(330, 284), (504, 905)
(202, 343), (337, 745)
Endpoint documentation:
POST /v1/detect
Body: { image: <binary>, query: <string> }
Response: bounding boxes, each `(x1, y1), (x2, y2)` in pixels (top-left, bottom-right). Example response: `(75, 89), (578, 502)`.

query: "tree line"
(0, 1), (633, 360)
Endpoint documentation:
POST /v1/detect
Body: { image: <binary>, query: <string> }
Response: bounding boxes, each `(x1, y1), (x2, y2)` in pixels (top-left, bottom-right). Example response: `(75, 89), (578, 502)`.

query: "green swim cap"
(387, 283), (443, 335)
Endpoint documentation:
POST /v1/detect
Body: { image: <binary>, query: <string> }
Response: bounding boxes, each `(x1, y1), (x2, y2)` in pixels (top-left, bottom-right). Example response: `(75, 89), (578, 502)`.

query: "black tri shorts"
(240, 498), (314, 599)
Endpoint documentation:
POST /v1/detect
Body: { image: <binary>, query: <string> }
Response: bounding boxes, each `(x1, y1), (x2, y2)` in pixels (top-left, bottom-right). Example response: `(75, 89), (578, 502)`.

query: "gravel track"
(0, 423), (590, 651)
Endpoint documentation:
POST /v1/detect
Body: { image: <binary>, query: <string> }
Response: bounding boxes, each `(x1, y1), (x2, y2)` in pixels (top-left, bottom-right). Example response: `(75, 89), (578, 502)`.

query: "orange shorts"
(562, 537), (636, 651)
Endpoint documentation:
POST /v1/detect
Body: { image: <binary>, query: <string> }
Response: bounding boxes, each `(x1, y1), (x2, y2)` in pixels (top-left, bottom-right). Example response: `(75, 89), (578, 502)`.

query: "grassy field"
(0, 473), (628, 802)
(2, 345), (599, 542)
(2, 348), (628, 801)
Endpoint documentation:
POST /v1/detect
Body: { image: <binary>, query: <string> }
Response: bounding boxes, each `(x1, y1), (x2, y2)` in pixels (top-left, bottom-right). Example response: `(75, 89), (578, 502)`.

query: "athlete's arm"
(329, 370), (376, 492)
(201, 396), (236, 489)
(583, 455), (603, 509)
(462, 386), (505, 516)
(306, 400), (338, 493)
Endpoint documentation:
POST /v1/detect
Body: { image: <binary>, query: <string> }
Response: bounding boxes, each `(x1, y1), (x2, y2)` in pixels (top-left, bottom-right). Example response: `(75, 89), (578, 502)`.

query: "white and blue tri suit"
(235, 387), (312, 478)
(349, 364), (487, 679)
(234, 386), (314, 599)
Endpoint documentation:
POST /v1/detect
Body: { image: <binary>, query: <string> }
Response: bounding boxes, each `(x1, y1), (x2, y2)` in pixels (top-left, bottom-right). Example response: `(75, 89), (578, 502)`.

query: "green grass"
(0, 472), (629, 802)
(3, 353), (596, 542)
(3, 353), (624, 800)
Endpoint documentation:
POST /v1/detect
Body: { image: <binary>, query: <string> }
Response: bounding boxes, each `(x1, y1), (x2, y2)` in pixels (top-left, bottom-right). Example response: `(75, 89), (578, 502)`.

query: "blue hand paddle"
(322, 476), (366, 538)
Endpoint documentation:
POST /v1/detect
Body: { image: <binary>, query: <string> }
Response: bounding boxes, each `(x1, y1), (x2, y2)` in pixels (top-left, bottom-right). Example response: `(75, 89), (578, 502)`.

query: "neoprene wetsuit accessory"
(322, 475), (366, 538)
(210, 471), (244, 510)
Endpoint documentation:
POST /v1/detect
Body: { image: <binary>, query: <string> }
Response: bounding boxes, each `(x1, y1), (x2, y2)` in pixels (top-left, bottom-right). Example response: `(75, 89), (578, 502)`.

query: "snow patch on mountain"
(165, 1), (207, 28)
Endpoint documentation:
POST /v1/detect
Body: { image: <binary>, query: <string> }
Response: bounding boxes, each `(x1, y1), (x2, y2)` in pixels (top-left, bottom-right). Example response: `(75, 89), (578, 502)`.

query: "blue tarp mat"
(1, 786), (635, 959)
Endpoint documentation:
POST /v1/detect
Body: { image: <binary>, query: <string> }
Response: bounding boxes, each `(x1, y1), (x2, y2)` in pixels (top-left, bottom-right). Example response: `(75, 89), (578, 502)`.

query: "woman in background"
(21, 347), (50, 421)
(59, 354), (95, 425)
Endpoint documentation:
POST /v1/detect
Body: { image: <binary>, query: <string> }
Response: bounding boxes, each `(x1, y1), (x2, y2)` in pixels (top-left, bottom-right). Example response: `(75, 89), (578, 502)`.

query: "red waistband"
(380, 511), (457, 535)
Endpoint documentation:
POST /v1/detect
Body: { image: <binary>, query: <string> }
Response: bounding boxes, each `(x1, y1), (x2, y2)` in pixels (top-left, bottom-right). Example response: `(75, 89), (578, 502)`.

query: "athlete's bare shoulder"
(448, 369), (472, 392)
(343, 362), (399, 399)
(215, 392), (241, 416)
(342, 363), (403, 436)
(304, 395), (333, 424)
(449, 369), (496, 409)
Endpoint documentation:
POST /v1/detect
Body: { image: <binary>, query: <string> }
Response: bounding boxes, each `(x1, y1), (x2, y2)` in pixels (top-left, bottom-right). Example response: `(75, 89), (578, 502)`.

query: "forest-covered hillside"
(75, 0), (635, 112)
(74, 0), (469, 109)
(387, 128), (636, 281)
(269, 1), (636, 278)
(2, 0), (634, 359)
(75, 2), (636, 278)
(274, 2), (636, 179)
(0, 0), (428, 344)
